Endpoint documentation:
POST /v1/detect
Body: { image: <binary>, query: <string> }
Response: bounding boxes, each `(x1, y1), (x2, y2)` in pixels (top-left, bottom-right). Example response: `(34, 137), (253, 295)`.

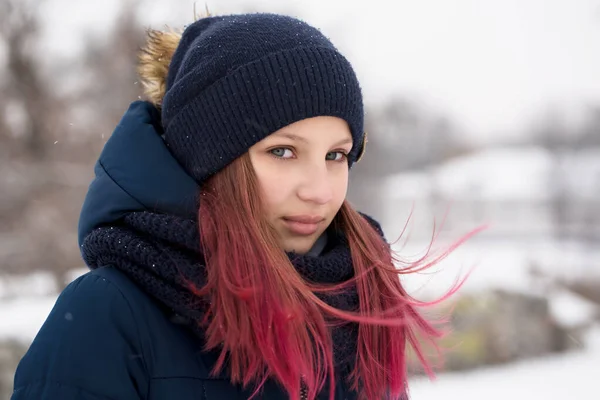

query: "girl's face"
(248, 116), (353, 254)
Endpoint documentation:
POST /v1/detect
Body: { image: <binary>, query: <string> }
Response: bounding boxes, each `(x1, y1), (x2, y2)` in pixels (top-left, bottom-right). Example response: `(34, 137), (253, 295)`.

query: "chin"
(281, 235), (318, 254)
(282, 243), (312, 254)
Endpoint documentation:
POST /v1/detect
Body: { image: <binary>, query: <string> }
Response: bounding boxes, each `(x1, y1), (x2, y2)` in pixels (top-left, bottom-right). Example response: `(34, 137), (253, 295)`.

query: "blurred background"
(1, 0), (599, 398)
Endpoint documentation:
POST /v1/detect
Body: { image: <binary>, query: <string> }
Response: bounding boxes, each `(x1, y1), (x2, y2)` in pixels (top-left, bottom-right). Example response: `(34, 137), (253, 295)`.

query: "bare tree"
(0, 0), (146, 287)
(77, 0), (145, 138)
(0, 0), (67, 159)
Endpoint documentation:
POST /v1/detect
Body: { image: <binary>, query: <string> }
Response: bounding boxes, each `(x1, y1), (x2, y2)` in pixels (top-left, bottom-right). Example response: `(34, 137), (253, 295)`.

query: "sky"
(34, 0), (600, 145)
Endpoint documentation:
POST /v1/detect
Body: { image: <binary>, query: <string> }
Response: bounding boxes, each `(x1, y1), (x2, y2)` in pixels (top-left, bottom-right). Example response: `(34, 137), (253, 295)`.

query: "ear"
(356, 131), (368, 162)
(137, 27), (182, 108)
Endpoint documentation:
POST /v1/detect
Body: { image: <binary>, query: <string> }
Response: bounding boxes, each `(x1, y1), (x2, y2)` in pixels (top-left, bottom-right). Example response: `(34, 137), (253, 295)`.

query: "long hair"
(185, 153), (480, 400)
(137, 15), (480, 400)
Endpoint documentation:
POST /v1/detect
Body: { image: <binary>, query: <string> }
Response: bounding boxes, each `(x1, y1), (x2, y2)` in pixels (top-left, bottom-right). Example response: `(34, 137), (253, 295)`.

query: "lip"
(282, 215), (325, 236)
(284, 215), (325, 224)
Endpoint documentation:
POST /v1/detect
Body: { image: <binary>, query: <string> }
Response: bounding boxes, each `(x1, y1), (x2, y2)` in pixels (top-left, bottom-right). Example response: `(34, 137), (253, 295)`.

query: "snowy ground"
(392, 236), (600, 299)
(408, 325), (600, 400)
(2, 289), (598, 399)
(1, 238), (598, 399)
(0, 297), (57, 342)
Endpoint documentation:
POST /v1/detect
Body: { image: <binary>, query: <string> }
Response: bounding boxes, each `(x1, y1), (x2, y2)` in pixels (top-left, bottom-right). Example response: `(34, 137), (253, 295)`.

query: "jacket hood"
(77, 101), (199, 249)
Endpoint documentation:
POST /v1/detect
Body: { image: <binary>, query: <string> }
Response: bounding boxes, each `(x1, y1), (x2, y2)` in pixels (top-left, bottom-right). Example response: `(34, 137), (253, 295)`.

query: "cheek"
(249, 150), (282, 211)
(253, 164), (292, 211)
(332, 170), (349, 208)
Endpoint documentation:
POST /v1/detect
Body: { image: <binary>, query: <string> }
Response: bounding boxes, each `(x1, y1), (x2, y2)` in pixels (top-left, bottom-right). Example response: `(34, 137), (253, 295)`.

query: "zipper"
(300, 379), (308, 400)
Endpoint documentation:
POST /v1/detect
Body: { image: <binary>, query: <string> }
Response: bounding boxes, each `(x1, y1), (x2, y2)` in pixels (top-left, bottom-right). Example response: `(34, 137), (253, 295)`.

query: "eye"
(269, 147), (294, 159)
(326, 151), (347, 162)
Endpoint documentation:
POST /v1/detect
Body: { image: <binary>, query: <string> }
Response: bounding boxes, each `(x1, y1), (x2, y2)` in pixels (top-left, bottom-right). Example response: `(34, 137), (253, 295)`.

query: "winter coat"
(11, 101), (358, 400)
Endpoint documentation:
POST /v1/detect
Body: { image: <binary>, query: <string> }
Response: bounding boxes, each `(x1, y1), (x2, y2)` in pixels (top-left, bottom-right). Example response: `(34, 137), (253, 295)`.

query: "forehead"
(270, 116), (352, 143)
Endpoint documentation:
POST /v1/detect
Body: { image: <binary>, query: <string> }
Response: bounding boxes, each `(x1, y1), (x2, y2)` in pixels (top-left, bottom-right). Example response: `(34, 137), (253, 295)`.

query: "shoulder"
(12, 267), (151, 399)
(46, 266), (148, 338)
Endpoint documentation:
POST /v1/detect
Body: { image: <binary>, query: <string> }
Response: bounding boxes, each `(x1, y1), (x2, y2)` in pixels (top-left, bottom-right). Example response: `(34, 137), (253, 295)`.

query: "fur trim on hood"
(137, 7), (212, 107)
(137, 28), (182, 107)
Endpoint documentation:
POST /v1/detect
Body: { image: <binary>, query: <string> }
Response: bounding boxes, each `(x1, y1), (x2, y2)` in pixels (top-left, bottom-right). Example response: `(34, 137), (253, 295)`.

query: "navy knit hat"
(159, 13), (365, 183)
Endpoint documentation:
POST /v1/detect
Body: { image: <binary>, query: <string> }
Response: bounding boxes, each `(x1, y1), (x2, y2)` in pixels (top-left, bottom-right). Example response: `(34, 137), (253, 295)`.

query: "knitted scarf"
(81, 211), (362, 374)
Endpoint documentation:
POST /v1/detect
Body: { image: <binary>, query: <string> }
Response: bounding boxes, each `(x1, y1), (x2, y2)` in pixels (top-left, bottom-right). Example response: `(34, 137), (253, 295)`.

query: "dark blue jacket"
(11, 101), (356, 400)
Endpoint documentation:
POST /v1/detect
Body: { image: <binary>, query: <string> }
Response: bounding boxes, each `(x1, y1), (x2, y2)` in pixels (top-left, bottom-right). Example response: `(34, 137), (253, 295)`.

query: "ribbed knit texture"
(81, 211), (371, 372)
(161, 13), (364, 183)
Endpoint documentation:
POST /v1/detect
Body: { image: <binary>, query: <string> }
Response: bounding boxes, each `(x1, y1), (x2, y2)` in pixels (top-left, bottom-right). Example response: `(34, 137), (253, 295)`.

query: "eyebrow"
(273, 132), (353, 147)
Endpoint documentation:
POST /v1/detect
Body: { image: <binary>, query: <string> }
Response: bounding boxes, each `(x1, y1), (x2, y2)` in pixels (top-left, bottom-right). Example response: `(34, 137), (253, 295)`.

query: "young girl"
(12, 12), (468, 400)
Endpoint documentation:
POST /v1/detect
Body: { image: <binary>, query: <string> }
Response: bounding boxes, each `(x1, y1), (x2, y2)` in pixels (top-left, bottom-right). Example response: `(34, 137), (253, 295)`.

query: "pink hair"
(186, 154), (482, 400)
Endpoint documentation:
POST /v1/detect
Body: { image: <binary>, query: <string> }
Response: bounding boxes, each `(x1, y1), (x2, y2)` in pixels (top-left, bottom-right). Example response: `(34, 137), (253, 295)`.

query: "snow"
(0, 269), (86, 340)
(378, 147), (600, 300)
(2, 291), (599, 399)
(385, 146), (600, 202)
(64, 267), (88, 283)
(0, 297), (56, 341)
(394, 236), (600, 299)
(385, 146), (557, 201)
(408, 325), (600, 400)
(548, 290), (598, 329)
(3, 1), (599, 395)
(0, 272), (58, 300)
(385, 173), (434, 200)
(561, 148), (600, 199)
(381, 145), (600, 245)
(4, 240), (597, 342)
(432, 147), (555, 201)
(1, 259), (598, 400)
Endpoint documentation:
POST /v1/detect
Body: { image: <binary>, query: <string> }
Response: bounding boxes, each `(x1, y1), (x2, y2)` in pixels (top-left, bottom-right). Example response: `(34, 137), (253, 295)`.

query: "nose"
(297, 163), (333, 205)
